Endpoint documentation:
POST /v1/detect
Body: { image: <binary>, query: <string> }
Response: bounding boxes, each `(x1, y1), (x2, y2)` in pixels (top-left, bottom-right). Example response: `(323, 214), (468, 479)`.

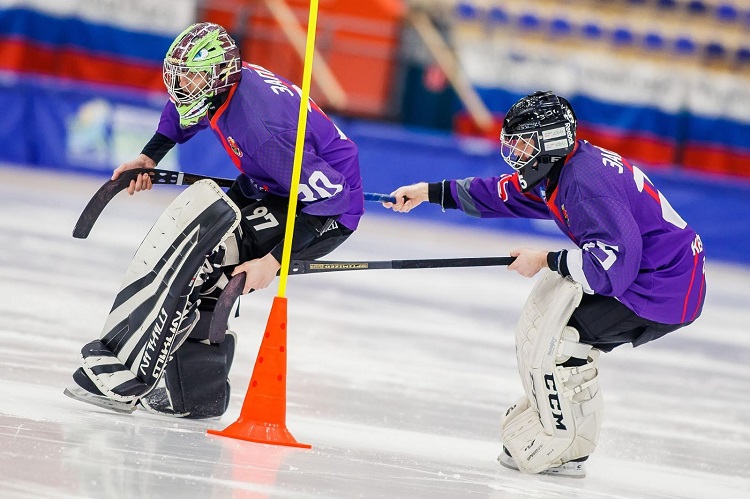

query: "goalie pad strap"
(558, 339), (593, 360)
(80, 180), (240, 402)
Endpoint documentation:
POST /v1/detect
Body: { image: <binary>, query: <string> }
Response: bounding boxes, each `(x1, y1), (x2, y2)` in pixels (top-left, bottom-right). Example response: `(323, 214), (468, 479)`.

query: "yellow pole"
(277, 0), (320, 298)
(264, 0), (347, 110)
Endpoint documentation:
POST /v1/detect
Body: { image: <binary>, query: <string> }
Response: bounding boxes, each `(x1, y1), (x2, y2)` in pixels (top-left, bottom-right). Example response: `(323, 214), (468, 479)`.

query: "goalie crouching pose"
(384, 91), (706, 477)
(65, 22), (364, 418)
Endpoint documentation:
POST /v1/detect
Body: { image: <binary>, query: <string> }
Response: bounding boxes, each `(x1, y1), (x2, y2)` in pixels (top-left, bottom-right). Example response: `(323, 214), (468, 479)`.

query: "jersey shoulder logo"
(227, 136), (243, 158)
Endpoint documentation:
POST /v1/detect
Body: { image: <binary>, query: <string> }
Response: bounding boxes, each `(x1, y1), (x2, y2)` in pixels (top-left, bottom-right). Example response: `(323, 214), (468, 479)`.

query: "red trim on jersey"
(546, 187), (562, 222)
(209, 84), (241, 170)
(681, 253), (699, 323)
(622, 158), (660, 203)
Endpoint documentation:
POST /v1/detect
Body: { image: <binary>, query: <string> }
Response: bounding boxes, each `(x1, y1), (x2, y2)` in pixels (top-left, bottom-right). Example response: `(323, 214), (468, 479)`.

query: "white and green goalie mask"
(163, 22), (242, 128)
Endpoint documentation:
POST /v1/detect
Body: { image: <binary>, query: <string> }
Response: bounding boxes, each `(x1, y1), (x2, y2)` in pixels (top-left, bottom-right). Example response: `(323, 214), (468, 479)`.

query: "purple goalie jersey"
(156, 62), (364, 230)
(450, 140), (706, 325)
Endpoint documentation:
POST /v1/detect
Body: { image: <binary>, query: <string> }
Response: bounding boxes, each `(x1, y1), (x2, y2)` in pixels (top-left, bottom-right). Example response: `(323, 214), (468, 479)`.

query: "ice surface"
(1, 165), (748, 498)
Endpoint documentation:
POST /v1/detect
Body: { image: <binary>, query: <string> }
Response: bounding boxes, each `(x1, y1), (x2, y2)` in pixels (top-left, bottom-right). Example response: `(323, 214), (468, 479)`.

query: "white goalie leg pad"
(79, 180), (240, 402)
(502, 271), (603, 474)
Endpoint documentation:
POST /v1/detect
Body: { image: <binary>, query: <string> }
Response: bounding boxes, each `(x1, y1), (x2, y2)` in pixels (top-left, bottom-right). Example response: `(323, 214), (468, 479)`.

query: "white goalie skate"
(497, 448), (587, 478)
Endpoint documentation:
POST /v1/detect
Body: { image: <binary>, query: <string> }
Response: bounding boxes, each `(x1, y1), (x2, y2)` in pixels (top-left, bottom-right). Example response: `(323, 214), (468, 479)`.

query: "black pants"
(227, 184), (353, 264)
(196, 184), (353, 314)
(568, 294), (691, 352)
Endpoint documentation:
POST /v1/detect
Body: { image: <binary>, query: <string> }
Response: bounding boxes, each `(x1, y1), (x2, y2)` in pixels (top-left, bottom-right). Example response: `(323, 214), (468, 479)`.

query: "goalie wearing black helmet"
(500, 91), (577, 191)
(383, 90), (705, 477)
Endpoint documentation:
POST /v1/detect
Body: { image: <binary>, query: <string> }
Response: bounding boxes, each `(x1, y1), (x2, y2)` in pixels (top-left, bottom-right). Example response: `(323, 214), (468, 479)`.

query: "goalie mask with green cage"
(163, 22), (242, 128)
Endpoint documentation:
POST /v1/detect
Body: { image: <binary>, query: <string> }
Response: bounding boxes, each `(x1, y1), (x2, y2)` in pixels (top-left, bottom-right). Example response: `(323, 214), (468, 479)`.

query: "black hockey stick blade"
(290, 256), (516, 275)
(72, 168), (234, 239)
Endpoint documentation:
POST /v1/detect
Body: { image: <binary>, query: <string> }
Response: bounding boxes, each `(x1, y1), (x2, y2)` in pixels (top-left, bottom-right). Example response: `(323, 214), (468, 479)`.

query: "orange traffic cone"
(207, 296), (311, 448)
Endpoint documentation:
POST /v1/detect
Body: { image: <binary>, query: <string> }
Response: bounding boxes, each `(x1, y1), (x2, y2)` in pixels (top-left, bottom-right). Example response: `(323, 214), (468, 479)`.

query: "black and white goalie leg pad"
(63, 367), (138, 414)
(65, 180), (240, 410)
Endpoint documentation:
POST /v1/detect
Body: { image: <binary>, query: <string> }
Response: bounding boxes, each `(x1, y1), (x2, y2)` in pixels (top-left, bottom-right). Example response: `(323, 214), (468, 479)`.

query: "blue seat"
(517, 13), (541, 31)
(715, 4), (739, 23)
(736, 46), (750, 63)
(487, 6), (509, 26)
(643, 32), (665, 51)
(581, 22), (604, 40)
(674, 36), (697, 55)
(612, 27), (635, 46)
(686, 1), (708, 15)
(550, 17), (572, 37)
(656, 0), (678, 10)
(704, 42), (727, 59)
(455, 1), (480, 21)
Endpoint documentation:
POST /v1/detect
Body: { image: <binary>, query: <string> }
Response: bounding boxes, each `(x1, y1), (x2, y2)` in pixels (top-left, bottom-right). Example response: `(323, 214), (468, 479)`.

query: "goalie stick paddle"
(208, 273), (246, 343)
(72, 168), (396, 239)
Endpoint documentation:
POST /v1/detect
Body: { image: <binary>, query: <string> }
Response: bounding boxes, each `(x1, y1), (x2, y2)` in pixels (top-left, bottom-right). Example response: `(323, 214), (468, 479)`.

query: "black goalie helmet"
(500, 91), (577, 192)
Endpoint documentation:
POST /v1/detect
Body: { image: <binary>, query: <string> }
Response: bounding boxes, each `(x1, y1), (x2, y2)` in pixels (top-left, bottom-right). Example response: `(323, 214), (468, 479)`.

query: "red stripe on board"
(576, 126), (676, 167)
(682, 145), (750, 179)
(0, 38), (163, 91)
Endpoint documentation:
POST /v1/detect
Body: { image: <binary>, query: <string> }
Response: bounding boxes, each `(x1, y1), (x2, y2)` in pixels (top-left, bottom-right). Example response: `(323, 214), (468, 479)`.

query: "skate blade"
(63, 386), (137, 414)
(497, 453), (586, 478)
(138, 399), (189, 418)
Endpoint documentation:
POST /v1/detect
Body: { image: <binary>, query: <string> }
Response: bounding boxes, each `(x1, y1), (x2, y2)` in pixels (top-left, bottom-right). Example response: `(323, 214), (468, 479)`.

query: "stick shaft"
(290, 256), (515, 274)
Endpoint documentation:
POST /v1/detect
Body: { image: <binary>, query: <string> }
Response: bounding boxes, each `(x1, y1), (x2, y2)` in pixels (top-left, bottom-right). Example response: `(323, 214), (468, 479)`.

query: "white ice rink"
(1, 164), (749, 499)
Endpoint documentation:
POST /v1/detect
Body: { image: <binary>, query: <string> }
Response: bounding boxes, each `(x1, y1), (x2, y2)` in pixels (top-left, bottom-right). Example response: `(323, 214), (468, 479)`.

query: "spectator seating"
(449, 0), (750, 70)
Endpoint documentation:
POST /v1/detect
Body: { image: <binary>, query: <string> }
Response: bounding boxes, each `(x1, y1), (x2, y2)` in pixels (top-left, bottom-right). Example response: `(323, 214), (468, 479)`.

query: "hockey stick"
(208, 255), (515, 338)
(73, 168), (396, 239)
(289, 256), (516, 274)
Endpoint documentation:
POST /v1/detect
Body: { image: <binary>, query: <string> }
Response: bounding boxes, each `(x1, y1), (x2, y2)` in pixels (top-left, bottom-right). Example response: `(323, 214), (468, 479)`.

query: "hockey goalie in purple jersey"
(65, 23), (364, 419)
(384, 91), (705, 478)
